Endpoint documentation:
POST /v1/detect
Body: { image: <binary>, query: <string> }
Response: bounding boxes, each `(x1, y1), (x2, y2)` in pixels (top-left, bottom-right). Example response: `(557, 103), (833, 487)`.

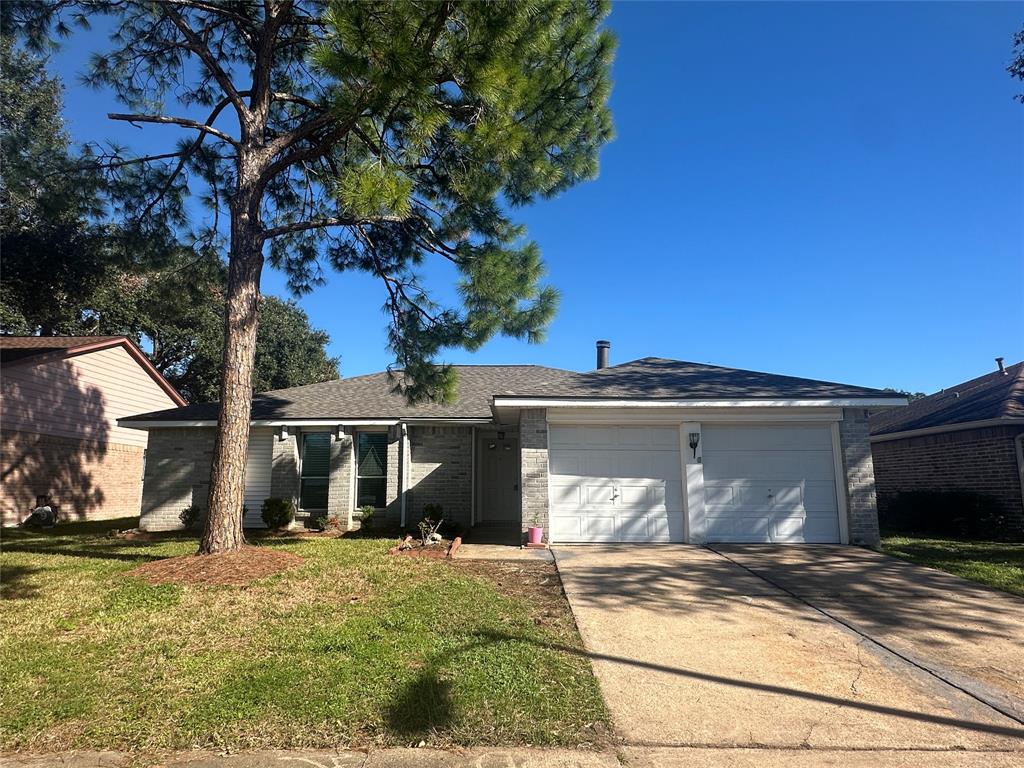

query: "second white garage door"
(700, 424), (842, 543)
(548, 425), (685, 543)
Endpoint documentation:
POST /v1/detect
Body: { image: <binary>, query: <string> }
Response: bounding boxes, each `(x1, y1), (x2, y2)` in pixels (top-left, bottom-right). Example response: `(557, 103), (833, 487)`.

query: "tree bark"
(198, 186), (264, 554)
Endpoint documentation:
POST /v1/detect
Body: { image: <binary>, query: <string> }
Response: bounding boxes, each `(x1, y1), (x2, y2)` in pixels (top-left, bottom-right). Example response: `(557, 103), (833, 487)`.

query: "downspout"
(470, 425), (477, 527)
(400, 423), (409, 528)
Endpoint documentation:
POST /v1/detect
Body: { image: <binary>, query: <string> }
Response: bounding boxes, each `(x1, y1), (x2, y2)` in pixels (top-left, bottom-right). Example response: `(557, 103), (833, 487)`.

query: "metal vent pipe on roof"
(996, 357), (1006, 374)
(596, 340), (610, 369)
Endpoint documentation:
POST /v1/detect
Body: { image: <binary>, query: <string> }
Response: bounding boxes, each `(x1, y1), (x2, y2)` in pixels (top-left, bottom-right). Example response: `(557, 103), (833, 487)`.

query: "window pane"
(300, 478), (329, 510)
(301, 433), (331, 478)
(357, 477), (386, 509)
(357, 433), (387, 478)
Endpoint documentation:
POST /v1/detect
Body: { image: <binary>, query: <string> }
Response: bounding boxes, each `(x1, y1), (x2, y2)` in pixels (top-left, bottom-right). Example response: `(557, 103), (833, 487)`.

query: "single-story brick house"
(121, 342), (905, 545)
(870, 359), (1024, 536)
(1, 335), (187, 526)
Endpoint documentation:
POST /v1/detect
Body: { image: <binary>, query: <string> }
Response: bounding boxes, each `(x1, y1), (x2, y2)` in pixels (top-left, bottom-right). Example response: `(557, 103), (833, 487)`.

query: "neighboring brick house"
(0, 336), (186, 526)
(870, 359), (1024, 537)
(122, 341), (904, 546)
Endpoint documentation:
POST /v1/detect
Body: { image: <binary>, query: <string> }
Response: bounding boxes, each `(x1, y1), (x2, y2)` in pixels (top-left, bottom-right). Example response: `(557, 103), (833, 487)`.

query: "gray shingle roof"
(122, 357), (895, 424)
(499, 357), (895, 400)
(123, 365), (577, 422)
(870, 361), (1024, 437)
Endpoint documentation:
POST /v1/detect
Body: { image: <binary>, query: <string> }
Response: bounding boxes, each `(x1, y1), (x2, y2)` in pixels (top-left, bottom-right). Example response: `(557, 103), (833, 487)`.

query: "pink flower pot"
(527, 526), (544, 545)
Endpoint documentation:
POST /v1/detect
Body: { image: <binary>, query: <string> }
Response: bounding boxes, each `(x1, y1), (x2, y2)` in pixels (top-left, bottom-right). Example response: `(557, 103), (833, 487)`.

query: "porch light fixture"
(279, 426), (289, 441)
(688, 432), (700, 459)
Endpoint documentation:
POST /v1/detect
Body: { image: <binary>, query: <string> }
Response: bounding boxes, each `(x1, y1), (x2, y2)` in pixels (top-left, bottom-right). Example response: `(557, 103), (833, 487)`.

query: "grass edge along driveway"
(879, 533), (1024, 597)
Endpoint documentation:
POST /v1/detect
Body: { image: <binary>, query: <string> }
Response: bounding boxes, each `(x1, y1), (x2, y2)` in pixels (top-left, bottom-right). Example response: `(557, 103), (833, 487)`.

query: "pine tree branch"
(262, 214), (408, 240)
(159, 2), (250, 122)
(108, 113), (239, 146)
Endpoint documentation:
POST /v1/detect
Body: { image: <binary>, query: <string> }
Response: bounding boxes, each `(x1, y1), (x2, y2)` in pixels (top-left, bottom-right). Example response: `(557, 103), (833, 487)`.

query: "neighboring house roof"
(870, 361), (1024, 438)
(0, 335), (187, 406)
(121, 357), (895, 424)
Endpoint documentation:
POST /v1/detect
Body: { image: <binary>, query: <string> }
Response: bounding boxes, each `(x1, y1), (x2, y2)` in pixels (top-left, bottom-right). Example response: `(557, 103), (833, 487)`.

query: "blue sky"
(50, 2), (1023, 394)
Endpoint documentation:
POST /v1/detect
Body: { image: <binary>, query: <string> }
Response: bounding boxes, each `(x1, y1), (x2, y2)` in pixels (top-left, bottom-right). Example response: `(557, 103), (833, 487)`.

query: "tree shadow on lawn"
(0, 563), (44, 600)
(386, 665), (454, 740)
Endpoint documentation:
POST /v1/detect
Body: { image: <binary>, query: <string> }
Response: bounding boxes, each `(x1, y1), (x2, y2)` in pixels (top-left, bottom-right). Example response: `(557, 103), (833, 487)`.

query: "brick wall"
(519, 408), (549, 539)
(139, 427), (216, 531)
(1, 429), (146, 526)
(327, 431), (354, 528)
(838, 408), (880, 546)
(407, 425), (473, 527)
(871, 424), (1024, 535)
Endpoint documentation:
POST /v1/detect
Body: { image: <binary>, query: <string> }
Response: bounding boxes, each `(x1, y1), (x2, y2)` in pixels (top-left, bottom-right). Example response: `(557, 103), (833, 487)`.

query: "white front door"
(548, 425), (685, 543)
(700, 424), (840, 543)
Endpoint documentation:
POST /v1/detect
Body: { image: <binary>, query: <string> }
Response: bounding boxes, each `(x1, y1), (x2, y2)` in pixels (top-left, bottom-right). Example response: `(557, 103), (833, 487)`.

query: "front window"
(356, 432), (388, 508)
(299, 433), (331, 510)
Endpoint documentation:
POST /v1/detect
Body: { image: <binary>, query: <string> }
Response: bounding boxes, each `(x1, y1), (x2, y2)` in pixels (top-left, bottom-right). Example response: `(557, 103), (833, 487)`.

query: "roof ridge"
(584, 356), (886, 393)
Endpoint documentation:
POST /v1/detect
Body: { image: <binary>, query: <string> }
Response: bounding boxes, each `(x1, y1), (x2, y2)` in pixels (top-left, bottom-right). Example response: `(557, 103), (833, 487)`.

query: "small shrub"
(179, 505), (203, 530)
(358, 505), (376, 527)
(261, 497), (296, 529)
(311, 515), (328, 532)
(882, 491), (1007, 540)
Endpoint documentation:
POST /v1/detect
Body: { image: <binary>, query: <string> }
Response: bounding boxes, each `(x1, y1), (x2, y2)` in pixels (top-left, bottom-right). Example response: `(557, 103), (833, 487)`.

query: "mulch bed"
(128, 546), (305, 587)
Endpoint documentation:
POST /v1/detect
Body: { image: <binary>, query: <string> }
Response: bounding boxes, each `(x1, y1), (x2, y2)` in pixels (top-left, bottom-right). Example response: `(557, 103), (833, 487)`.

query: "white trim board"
(544, 407), (844, 425)
(495, 397), (906, 408)
(870, 417), (1024, 443)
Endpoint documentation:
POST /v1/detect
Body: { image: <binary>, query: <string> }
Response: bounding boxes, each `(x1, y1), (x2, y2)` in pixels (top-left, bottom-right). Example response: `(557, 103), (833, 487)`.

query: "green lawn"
(880, 533), (1024, 597)
(0, 521), (609, 753)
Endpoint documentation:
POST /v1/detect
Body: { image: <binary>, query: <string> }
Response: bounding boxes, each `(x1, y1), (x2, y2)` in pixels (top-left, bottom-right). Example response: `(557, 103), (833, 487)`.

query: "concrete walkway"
(554, 545), (1024, 754)
(7, 747), (1024, 768)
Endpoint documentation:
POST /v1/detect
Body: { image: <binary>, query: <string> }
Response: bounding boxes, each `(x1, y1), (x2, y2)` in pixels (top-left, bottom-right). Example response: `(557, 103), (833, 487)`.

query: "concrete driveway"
(554, 545), (1024, 756)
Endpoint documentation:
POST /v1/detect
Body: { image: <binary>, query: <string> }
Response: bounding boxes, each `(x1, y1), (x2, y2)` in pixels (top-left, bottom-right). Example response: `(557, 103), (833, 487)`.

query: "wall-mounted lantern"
(688, 431), (701, 459)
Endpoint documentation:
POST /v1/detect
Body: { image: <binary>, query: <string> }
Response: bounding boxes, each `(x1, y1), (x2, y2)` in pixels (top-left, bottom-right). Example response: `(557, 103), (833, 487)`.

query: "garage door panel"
(803, 483), (839, 512)
(700, 425), (841, 544)
(549, 479), (583, 507)
(703, 425), (833, 452)
(548, 451), (581, 475)
(705, 515), (771, 543)
(547, 425), (684, 543)
(550, 515), (582, 541)
(584, 482), (616, 507)
(585, 516), (617, 541)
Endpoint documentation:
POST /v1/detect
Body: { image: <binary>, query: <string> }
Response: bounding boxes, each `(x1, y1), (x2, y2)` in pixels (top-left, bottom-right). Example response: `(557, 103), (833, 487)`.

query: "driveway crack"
(704, 545), (1024, 728)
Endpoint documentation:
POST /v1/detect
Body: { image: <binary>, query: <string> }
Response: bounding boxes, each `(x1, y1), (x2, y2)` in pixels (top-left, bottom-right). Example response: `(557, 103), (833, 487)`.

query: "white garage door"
(548, 425), (685, 543)
(701, 425), (841, 543)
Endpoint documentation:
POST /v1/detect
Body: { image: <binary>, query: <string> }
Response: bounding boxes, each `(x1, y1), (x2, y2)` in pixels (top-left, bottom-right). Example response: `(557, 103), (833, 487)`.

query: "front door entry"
(478, 435), (519, 524)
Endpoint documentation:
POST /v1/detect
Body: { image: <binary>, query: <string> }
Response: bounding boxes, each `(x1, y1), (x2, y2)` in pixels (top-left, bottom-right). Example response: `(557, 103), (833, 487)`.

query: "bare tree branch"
(108, 112), (239, 146)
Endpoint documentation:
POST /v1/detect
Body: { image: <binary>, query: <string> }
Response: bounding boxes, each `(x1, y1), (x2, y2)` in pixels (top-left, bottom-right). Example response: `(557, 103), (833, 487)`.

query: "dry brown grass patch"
(129, 546), (305, 586)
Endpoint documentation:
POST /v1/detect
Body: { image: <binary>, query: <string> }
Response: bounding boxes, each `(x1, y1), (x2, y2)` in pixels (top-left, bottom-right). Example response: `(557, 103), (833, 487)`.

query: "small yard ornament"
(22, 503), (57, 528)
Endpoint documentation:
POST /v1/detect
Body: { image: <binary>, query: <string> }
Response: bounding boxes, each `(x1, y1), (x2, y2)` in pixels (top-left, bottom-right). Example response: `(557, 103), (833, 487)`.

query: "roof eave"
(870, 416), (1024, 442)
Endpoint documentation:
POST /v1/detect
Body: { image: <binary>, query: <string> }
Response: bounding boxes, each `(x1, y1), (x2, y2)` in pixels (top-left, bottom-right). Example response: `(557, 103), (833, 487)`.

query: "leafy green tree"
(0, 34), (111, 334)
(9, 0), (615, 554)
(85, 249), (340, 402)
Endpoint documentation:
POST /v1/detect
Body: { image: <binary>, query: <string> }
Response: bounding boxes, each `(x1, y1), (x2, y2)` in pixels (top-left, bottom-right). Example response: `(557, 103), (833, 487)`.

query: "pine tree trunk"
(198, 195), (264, 555)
